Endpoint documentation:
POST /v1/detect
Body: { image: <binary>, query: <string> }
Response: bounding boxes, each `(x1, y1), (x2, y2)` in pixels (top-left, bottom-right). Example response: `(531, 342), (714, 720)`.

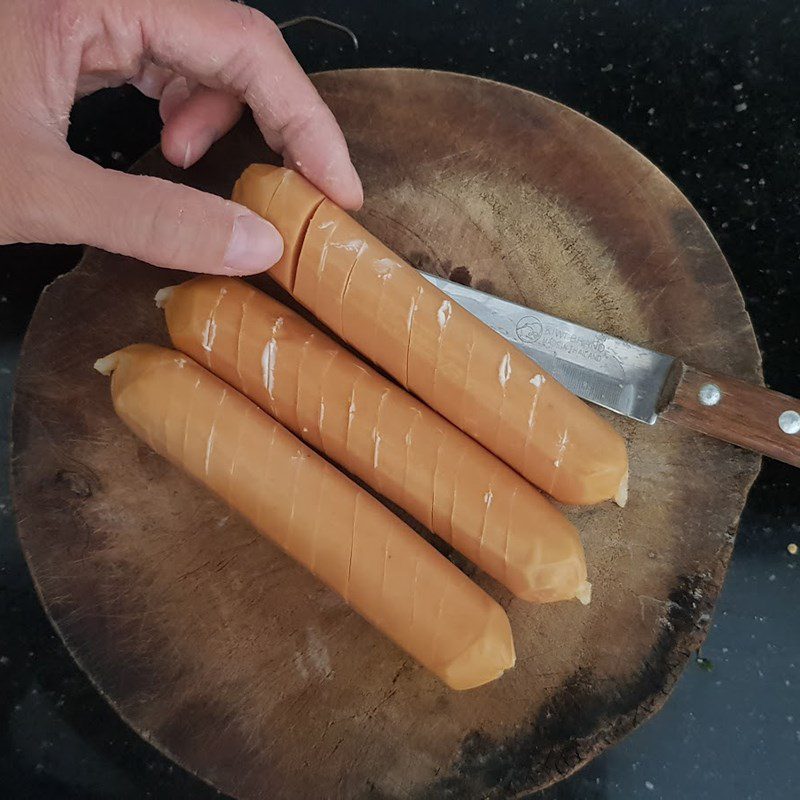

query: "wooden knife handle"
(660, 364), (800, 467)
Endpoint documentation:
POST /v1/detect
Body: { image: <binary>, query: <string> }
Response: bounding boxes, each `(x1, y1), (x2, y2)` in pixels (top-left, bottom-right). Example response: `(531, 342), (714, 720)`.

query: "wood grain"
(11, 69), (762, 799)
(661, 363), (800, 466)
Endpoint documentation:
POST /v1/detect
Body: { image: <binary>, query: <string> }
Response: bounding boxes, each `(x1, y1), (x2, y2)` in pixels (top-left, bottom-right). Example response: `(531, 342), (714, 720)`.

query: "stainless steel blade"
(421, 272), (677, 424)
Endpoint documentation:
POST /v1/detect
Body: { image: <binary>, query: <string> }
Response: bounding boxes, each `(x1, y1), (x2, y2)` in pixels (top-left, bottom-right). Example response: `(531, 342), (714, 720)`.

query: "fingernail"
(223, 214), (284, 275)
(347, 162), (364, 209)
(183, 128), (218, 169)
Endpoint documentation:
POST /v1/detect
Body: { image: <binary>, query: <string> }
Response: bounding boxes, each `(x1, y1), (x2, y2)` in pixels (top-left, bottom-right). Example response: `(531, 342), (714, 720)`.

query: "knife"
(421, 273), (800, 468)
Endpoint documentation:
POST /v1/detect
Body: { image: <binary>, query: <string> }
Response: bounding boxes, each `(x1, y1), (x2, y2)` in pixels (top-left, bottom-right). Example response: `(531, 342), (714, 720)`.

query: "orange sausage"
(94, 345), (515, 690)
(232, 166), (629, 506)
(158, 277), (591, 603)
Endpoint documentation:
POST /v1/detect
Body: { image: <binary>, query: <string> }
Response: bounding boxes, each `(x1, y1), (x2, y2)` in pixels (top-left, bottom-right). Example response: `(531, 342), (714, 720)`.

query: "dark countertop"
(1, 1), (798, 798)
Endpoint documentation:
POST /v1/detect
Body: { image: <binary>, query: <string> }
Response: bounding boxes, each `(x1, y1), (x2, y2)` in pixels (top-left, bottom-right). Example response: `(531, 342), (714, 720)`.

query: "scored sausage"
(158, 276), (592, 604)
(94, 344), (515, 690)
(232, 166), (629, 506)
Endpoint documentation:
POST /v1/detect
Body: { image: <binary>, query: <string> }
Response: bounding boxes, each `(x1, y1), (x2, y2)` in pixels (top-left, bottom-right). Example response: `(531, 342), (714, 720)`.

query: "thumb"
(19, 152), (283, 275)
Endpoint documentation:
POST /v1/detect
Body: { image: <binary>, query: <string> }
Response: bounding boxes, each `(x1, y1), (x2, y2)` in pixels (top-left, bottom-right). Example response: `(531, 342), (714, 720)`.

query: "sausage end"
(154, 286), (176, 309)
(614, 469), (629, 508)
(575, 580), (593, 605)
(94, 352), (120, 376)
(441, 605), (516, 690)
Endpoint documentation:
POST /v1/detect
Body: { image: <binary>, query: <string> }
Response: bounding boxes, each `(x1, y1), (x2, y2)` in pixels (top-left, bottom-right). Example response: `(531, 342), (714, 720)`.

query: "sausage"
(94, 345), (515, 690)
(232, 166), (326, 291)
(232, 166), (629, 506)
(158, 277), (591, 604)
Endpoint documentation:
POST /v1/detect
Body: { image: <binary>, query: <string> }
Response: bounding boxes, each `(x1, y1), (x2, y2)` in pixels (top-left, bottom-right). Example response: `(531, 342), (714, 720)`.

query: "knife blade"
(421, 272), (676, 424)
(421, 271), (800, 467)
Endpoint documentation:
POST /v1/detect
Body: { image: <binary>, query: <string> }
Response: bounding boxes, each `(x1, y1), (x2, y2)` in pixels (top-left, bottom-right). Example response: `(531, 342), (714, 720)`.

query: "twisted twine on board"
(277, 15), (359, 50)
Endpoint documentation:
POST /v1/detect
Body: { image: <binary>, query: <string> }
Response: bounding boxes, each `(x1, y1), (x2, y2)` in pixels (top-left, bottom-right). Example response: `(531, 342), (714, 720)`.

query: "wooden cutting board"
(11, 69), (761, 799)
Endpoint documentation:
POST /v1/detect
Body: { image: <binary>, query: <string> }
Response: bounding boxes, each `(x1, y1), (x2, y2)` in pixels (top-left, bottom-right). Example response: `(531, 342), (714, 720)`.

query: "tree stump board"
(11, 69), (761, 799)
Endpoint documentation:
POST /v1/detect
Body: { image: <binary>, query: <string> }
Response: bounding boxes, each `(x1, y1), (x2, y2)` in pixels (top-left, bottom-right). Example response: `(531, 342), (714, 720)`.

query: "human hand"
(0, 0), (363, 274)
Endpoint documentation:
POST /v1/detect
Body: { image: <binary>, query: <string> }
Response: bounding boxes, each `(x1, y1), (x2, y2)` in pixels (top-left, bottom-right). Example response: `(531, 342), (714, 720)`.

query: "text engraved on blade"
(514, 316), (608, 365)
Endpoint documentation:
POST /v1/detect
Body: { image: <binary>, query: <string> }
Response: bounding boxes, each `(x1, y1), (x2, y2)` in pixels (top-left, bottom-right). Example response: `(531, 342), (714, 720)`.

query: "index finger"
(129, 0), (362, 208)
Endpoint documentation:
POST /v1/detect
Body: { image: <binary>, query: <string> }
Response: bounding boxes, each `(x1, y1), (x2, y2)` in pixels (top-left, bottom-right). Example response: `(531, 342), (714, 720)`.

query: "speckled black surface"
(1, 2), (798, 798)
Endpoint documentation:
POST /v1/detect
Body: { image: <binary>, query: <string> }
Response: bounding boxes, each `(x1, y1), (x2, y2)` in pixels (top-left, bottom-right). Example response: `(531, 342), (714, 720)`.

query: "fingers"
(130, 63), (175, 100)
(16, 149), (283, 275)
(137, 67), (243, 170)
(161, 85), (243, 169)
(159, 76), (192, 123)
(133, 0), (363, 208)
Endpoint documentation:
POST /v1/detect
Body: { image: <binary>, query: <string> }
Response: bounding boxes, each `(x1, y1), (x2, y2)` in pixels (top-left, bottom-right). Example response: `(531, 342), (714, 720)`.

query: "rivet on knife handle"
(659, 364), (800, 467)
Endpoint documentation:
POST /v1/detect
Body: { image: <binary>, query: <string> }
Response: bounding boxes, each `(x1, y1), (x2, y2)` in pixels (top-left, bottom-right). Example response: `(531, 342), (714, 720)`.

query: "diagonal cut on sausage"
(158, 277), (592, 604)
(233, 166), (327, 291)
(232, 166), (629, 506)
(94, 344), (515, 690)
